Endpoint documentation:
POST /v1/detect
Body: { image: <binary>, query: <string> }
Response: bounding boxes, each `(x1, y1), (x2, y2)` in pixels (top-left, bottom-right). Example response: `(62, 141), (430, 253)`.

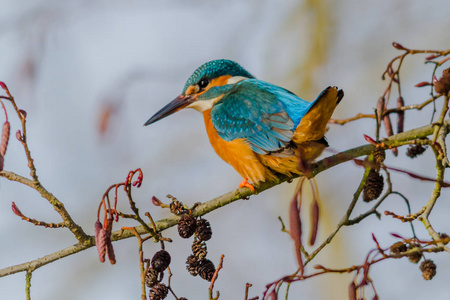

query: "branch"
(1, 118), (448, 278)
(0, 170), (89, 243)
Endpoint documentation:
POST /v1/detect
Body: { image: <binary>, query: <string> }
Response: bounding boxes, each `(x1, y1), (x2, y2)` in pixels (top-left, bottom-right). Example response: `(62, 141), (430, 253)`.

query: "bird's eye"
(198, 78), (210, 89)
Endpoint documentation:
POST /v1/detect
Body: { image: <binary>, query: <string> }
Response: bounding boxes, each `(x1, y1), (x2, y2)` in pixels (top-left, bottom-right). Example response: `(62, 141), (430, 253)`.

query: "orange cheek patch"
(197, 75), (233, 96)
(210, 75), (232, 88)
(187, 75), (233, 97)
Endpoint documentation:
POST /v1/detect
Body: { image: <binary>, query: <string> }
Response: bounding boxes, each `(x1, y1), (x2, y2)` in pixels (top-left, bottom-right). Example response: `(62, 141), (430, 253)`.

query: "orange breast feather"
(202, 109), (278, 183)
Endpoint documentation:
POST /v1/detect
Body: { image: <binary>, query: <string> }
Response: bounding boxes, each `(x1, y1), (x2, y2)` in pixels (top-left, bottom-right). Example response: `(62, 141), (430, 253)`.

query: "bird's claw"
(239, 178), (255, 192)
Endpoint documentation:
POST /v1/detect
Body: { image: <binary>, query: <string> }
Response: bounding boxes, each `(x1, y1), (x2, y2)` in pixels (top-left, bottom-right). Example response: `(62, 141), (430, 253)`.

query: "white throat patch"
(226, 76), (248, 84)
(187, 96), (222, 112)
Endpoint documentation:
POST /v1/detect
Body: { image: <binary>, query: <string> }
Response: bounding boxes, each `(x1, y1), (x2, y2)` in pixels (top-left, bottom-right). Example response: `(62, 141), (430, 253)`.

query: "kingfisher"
(144, 59), (343, 191)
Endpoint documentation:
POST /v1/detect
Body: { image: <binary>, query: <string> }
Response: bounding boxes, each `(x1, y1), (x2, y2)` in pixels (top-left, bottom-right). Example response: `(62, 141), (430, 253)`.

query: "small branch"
(209, 254), (225, 300)
(121, 227), (147, 300)
(25, 270), (32, 300)
(329, 113), (375, 125)
(384, 206), (426, 222)
(419, 143), (447, 243)
(12, 202), (65, 228)
(244, 283), (254, 300)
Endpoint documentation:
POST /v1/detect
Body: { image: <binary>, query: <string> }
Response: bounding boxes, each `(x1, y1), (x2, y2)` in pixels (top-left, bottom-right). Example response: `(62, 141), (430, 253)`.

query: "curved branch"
(1, 118), (448, 278)
(0, 170), (89, 243)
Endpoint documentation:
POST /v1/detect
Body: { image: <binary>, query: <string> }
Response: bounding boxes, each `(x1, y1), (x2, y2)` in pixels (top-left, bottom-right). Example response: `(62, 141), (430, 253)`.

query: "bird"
(144, 59), (343, 191)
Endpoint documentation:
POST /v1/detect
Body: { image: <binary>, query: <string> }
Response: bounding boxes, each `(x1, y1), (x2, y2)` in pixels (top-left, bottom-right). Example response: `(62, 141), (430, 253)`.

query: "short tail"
(292, 86), (343, 144)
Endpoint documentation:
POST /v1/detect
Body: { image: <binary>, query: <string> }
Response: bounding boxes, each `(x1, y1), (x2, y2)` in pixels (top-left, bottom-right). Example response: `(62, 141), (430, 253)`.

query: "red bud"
(390, 232), (405, 239)
(392, 42), (408, 51)
(364, 134), (377, 145)
(426, 54), (439, 60)
(19, 109), (27, 119)
(371, 233), (380, 245)
(0, 82), (8, 92)
(152, 196), (162, 206)
(415, 81), (431, 87)
(16, 130), (23, 142)
(11, 202), (22, 216)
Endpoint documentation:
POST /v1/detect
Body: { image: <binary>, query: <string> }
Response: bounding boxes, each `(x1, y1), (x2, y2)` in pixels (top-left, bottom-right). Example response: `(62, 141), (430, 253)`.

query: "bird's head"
(144, 59), (254, 126)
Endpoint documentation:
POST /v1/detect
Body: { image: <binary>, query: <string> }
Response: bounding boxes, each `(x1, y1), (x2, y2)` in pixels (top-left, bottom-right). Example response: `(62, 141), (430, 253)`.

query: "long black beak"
(144, 95), (195, 126)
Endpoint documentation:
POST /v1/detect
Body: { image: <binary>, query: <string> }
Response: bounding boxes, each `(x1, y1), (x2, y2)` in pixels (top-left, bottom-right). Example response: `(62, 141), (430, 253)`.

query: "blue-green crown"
(182, 59), (254, 93)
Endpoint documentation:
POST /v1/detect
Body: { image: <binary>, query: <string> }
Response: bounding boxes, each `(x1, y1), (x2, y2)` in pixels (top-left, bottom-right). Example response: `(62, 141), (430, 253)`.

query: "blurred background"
(1, 0), (450, 299)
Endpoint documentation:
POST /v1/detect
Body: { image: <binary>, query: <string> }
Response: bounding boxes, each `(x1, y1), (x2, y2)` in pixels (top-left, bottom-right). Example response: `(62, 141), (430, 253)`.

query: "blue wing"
(211, 79), (317, 155)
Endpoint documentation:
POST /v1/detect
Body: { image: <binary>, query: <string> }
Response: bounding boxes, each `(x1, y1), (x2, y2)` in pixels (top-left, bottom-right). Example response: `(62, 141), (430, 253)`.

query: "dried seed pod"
(106, 242), (116, 265)
(149, 283), (169, 300)
(407, 244), (422, 264)
(406, 144), (427, 158)
(420, 259), (437, 280)
(373, 147), (386, 165)
(195, 218), (212, 241)
(376, 97), (385, 124)
(397, 97), (405, 134)
(434, 67), (450, 95)
(390, 241), (407, 255)
(170, 199), (184, 215)
(383, 115), (397, 155)
(197, 258), (216, 282)
(151, 250), (171, 272)
(103, 216), (115, 264)
(145, 267), (162, 288)
(178, 214), (197, 239)
(94, 221), (107, 263)
(192, 239), (207, 260)
(349, 282), (357, 300)
(186, 254), (199, 276)
(363, 170), (384, 202)
(0, 121), (10, 157)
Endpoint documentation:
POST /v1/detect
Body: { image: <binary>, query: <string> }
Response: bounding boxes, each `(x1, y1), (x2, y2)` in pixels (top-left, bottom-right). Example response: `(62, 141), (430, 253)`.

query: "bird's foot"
(238, 178), (255, 192)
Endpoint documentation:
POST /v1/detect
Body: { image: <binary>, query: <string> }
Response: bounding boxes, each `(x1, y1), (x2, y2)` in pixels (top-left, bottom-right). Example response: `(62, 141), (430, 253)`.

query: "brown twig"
(11, 202), (65, 228)
(121, 226), (147, 300)
(329, 113), (375, 125)
(209, 254), (225, 300)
